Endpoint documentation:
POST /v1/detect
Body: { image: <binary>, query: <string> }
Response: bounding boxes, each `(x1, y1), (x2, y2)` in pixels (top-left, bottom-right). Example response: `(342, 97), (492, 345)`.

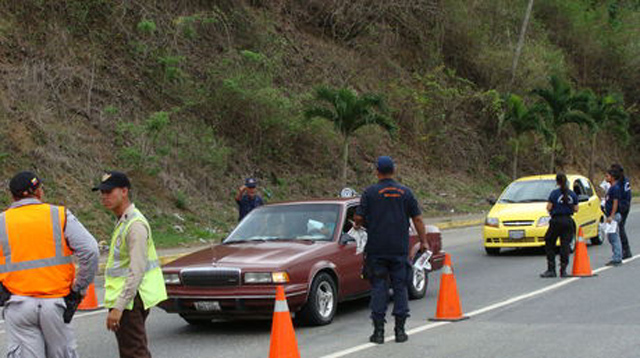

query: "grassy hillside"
(0, 0), (638, 246)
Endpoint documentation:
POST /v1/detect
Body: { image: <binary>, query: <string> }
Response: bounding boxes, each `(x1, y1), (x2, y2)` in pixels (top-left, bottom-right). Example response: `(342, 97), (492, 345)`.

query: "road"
(1, 211), (639, 357)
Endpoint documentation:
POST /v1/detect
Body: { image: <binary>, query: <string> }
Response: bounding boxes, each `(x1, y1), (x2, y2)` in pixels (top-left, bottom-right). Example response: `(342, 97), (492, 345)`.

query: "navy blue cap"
(376, 156), (395, 174)
(245, 178), (257, 188)
(9, 171), (42, 198)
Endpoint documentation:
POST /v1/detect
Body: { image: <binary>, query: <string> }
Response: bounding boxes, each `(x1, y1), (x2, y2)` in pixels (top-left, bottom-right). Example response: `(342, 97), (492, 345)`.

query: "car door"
(332, 205), (370, 297)
(572, 178), (600, 238)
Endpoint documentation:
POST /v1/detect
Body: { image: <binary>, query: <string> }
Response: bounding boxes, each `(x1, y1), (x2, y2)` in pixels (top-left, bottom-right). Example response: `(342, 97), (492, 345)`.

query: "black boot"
(559, 265), (569, 278)
(540, 262), (556, 278)
(369, 319), (385, 344)
(394, 316), (408, 343)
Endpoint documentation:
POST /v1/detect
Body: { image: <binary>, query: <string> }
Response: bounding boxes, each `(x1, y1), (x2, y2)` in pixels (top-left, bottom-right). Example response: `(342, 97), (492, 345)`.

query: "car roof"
(515, 174), (586, 182)
(263, 198), (360, 207)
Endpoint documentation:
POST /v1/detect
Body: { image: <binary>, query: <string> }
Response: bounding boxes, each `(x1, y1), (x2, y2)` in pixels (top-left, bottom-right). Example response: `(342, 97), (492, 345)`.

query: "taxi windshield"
(224, 204), (341, 243)
(499, 180), (556, 203)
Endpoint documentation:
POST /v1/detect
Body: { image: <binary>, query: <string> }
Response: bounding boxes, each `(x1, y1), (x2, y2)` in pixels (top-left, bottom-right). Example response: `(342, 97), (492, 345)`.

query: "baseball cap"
(376, 156), (395, 174)
(245, 178), (257, 188)
(92, 171), (131, 191)
(9, 171), (42, 198)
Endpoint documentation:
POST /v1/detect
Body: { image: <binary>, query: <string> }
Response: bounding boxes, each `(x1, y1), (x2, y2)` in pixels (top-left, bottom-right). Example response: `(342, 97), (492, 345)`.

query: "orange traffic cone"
(268, 286), (300, 358)
(78, 282), (99, 310)
(571, 228), (596, 277)
(429, 253), (468, 322)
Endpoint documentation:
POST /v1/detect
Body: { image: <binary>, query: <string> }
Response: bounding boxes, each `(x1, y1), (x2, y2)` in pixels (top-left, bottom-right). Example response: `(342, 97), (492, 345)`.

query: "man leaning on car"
(354, 156), (429, 344)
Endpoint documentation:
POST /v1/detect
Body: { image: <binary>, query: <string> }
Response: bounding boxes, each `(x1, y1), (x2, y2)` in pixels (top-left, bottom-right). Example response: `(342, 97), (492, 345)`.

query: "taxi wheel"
(299, 273), (337, 326)
(180, 315), (212, 326)
(485, 247), (500, 256)
(408, 267), (428, 300)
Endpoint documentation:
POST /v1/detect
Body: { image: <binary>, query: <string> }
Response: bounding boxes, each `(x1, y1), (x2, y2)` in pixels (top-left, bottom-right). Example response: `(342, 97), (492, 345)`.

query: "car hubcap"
(316, 281), (334, 318)
(413, 268), (425, 292)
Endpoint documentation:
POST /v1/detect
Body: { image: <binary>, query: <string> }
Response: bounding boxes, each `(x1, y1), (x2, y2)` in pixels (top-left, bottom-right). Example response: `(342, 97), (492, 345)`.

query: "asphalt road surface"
(1, 211), (639, 358)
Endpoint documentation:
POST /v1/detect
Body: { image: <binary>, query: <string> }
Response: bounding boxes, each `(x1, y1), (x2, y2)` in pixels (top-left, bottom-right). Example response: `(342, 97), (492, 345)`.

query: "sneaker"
(559, 271), (570, 278)
(605, 260), (622, 266)
(622, 253), (632, 260)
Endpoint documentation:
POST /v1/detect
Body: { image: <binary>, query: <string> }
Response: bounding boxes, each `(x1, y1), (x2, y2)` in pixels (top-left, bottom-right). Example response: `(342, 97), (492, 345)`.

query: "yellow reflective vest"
(104, 207), (166, 310)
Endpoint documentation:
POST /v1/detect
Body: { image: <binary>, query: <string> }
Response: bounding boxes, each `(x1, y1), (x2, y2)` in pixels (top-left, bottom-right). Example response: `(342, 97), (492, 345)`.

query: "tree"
(304, 87), (397, 186)
(499, 94), (549, 179)
(580, 91), (629, 181)
(509, 0), (535, 89)
(532, 76), (592, 172)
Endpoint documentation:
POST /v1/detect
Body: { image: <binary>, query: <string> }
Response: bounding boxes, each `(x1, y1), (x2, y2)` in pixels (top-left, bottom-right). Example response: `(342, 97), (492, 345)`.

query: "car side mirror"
(339, 233), (355, 245)
(487, 197), (496, 205)
(578, 194), (590, 203)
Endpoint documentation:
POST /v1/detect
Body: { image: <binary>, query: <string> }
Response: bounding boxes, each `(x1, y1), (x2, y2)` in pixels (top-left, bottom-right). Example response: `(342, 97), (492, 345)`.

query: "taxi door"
(572, 177), (601, 239)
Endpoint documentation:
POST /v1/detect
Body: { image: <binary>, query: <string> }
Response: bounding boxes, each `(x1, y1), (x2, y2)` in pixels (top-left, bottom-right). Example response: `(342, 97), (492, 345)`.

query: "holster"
(63, 290), (82, 324)
(0, 283), (11, 306)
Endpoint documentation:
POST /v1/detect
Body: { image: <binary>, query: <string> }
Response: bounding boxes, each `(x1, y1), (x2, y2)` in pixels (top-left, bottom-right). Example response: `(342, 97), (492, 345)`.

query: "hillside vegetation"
(0, 0), (638, 245)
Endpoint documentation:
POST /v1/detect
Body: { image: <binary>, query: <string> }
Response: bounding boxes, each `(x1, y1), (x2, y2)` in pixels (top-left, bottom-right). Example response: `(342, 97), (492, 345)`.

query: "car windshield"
(499, 180), (556, 203)
(224, 204), (341, 243)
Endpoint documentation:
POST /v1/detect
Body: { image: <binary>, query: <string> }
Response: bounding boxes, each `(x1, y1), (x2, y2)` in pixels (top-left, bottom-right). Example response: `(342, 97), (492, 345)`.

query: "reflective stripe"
(0, 256), (72, 274)
(443, 265), (453, 275)
(0, 213), (10, 263)
(577, 236), (585, 243)
(274, 300), (289, 312)
(50, 206), (63, 257)
(106, 259), (161, 277)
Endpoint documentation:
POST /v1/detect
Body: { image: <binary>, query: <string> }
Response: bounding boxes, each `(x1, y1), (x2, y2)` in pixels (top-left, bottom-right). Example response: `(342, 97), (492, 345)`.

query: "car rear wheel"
(180, 315), (212, 326)
(299, 272), (337, 326)
(408, 267), (428, 300)
(485, 247), (500, 255)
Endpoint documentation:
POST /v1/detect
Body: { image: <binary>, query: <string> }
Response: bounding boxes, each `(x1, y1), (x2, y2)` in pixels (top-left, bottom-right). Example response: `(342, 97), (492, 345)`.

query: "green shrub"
(137, 19), (157, 34)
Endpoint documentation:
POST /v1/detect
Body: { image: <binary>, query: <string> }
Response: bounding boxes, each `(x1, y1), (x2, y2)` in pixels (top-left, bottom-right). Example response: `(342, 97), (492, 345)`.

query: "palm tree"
(304, 87), (397, 186)
(532, 75), (591, 172)
(580, 91), (629, 181)
(499, 94), (549, 179)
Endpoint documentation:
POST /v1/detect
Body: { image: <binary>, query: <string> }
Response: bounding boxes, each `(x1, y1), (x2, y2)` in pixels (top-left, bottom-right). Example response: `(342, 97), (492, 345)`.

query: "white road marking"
(320, 254), (639, 358)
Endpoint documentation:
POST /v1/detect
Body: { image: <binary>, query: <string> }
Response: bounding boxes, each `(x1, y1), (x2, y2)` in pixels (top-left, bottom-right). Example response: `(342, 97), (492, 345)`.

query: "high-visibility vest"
(104, 207), (166, 310)
(0, 203), (75, 298)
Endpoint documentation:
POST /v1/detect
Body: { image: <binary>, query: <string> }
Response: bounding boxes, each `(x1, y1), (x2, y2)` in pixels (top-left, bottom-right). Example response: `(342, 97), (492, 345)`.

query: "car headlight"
(485, 217), (499, 228)
(244, 272), (290, 284)
(537, 216), (551, 227)
(163, 273), (181, 285)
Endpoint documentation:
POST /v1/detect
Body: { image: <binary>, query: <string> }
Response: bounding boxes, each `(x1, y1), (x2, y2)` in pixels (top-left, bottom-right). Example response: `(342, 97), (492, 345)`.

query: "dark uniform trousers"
(114, 294), (151, 358)
(544, 215), (574, 269)
(620, 211), (631, 257)
(366, 255), (410, 321)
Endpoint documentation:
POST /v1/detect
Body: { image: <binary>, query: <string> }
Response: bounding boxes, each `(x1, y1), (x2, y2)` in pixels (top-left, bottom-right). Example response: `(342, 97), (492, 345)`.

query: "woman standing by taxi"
(540, 173), (579, 278)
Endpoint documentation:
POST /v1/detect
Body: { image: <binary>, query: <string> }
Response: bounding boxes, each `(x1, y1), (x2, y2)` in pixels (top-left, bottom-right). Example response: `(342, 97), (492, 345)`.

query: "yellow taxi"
(483, 174), (604, 255)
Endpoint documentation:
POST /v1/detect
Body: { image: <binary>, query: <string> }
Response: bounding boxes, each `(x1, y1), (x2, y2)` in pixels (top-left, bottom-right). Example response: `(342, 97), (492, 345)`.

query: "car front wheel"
(485, 247), (500, 255)
(299, 272), (337, 326)
(408, 266), (428, 300)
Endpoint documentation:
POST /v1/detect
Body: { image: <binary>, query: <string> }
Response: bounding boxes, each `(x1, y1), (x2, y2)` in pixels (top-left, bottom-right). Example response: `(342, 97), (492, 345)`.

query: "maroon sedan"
(159, 198), (445, 326)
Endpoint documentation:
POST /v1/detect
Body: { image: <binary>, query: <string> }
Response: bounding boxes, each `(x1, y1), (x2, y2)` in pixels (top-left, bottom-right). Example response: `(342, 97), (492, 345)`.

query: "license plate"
(509, 230), (525, 239)
(194, 301), (221, 312)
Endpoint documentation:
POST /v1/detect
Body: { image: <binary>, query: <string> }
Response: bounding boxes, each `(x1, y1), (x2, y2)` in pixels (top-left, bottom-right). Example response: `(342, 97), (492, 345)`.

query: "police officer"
(611, 164), (632, 259)
(354, 156), (429, 344)
(1, 171), (99, 357)
(540, 173), (578, 278)
(94, 171), (167, 358)
(603, 168), (623, 266)
(235, 177), (264, 221)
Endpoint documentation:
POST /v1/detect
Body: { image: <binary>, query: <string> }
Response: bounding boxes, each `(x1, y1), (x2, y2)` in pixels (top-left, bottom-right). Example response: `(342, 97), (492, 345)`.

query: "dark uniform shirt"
(547, 188), (578, 216)
(620, 177), (632, 214)
(236, 194), (263, 221)
(605, 182), (622, 217)
(356, 179), (421, 256)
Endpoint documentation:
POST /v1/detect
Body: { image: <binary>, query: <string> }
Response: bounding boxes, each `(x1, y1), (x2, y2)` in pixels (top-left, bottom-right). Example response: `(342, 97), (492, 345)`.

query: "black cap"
(92, 171), (131, 191)
(9, 171), (42, 198)
(376, 156), (395, 174)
